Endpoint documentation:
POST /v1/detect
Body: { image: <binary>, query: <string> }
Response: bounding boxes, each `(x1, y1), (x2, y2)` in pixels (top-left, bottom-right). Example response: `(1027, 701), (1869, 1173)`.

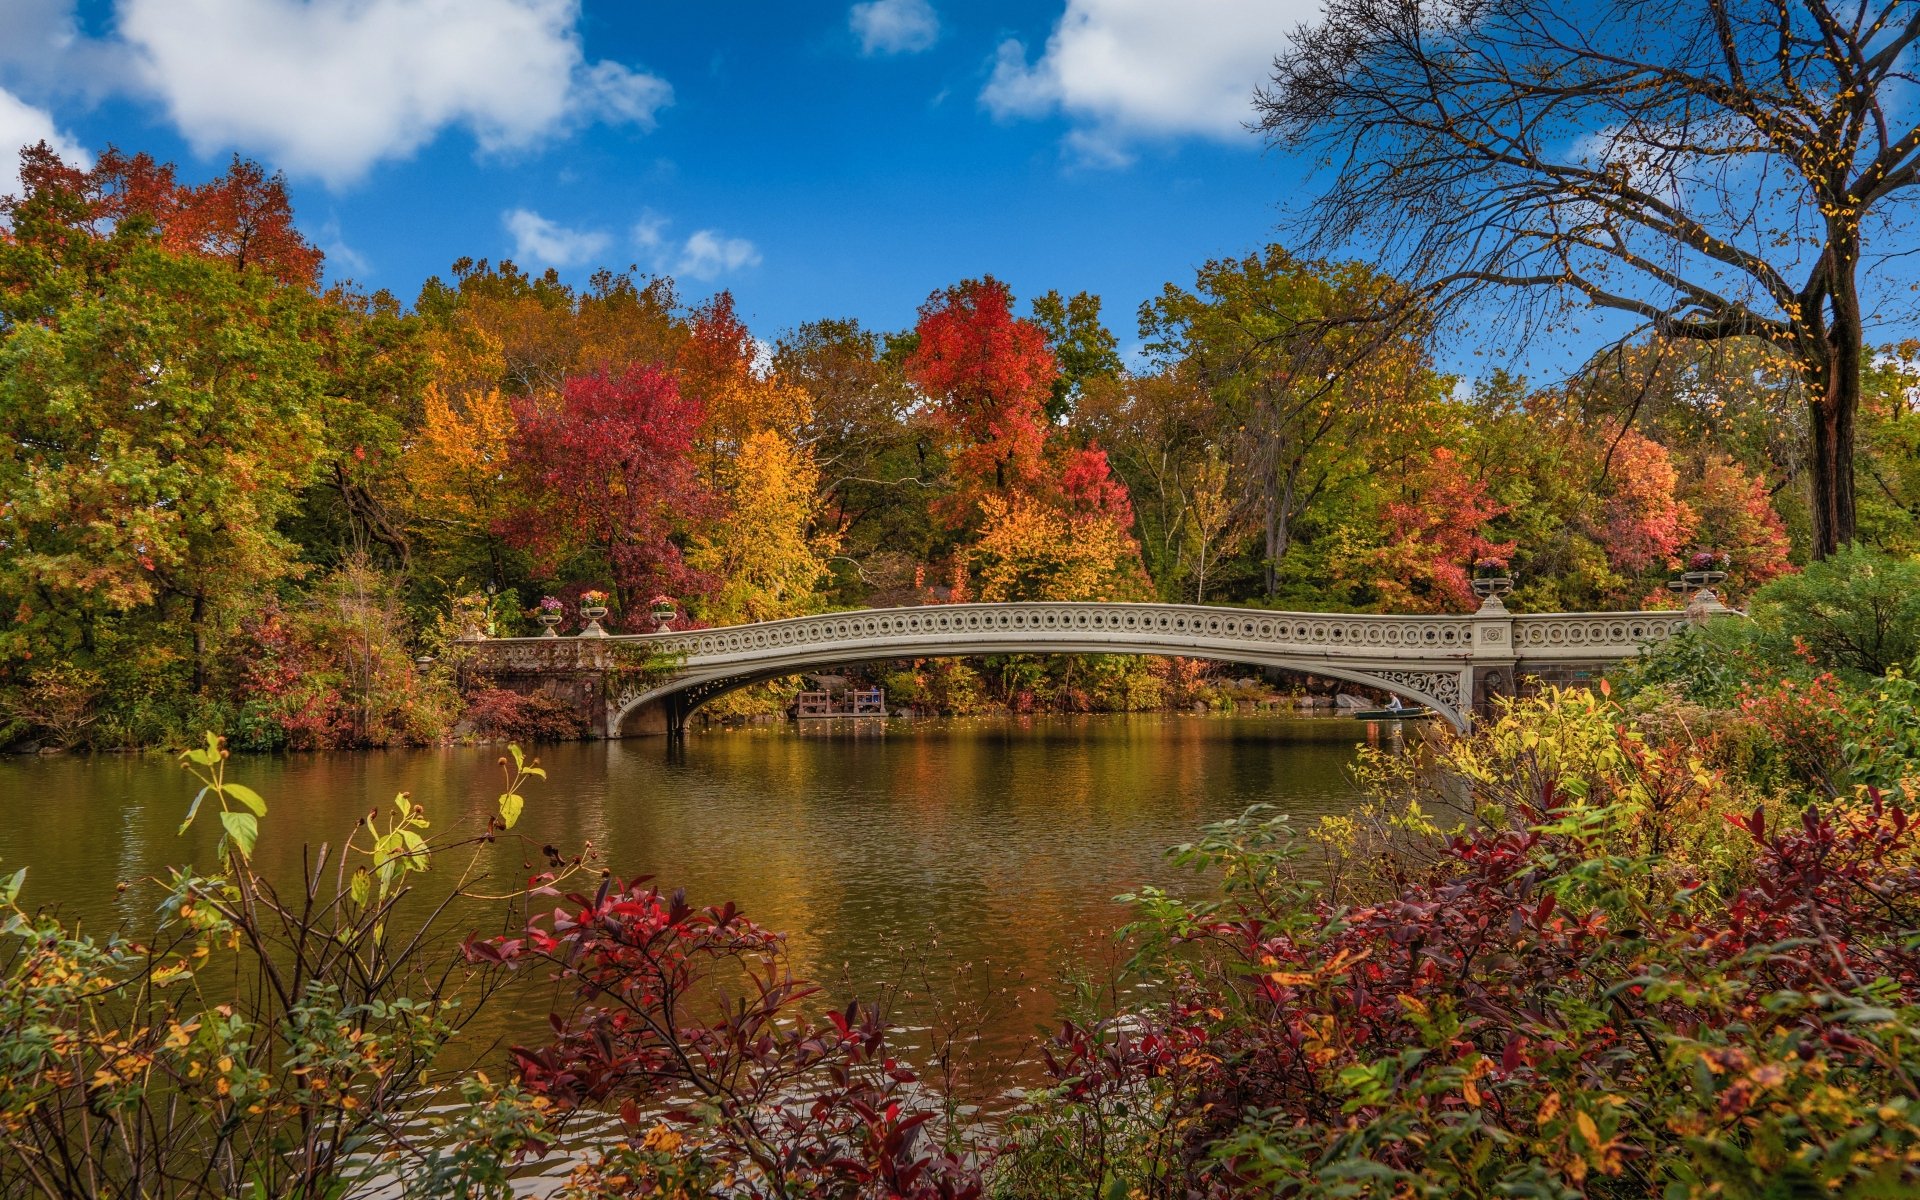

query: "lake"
(0, 713), (1388, 1102)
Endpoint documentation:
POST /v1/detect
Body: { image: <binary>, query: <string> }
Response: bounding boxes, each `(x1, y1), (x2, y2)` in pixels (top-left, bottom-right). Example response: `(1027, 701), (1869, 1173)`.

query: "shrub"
(470, 880), (984, 1199)
(461, 686), (589, 742)
(1750, 545), (1920, 679)
(0, 662), (104, 747)
(0, 738), (567, 1199)
(234, 559), (460, 749)
(1609, 617), (1783, 708)
(992, 690), (1920, 1198)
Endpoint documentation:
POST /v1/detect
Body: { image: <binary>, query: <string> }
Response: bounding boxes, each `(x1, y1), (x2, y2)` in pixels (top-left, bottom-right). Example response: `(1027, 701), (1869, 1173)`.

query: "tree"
(414, 259), (686, 401)
(1030, 289), (1122, 422)
(1857, 340), (1920, 552)
(4, 143), (324, 289)
(1686, 454), (1794, 593)
(1372, 448), (1516, 612)
(0, 240), (328, 691)
(773, 318), (931, 581)
(1141, 248), (1442, 599)
(408, 380), (517, 535)
(1074, 367), (1246, 601)
(1600, 428), (1697, 575)
(905, 277), (1054, 519)
(679, 292), (812, 488)
(1258, 0), (1920, 558)
(690, 430), (840, 625)
(972, 492), (1147, 603)
(500, 367), (712, 617)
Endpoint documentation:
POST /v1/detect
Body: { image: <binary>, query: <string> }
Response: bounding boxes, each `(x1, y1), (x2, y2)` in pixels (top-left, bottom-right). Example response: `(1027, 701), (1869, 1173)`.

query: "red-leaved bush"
(460, 687), (588, 743)
(996, 696), (1920, 1198)
(468, 879), (983, 1199)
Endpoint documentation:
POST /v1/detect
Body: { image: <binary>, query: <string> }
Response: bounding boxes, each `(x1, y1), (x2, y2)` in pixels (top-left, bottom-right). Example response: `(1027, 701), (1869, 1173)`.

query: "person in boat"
(1386, 695), (1404, 712)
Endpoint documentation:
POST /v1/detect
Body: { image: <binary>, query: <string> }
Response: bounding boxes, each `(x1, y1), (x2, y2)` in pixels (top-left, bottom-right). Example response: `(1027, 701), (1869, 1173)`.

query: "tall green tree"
(1141, 248), (1443, 600)
(1030, 289), (1122, 423)
(0, 223), (329, 692)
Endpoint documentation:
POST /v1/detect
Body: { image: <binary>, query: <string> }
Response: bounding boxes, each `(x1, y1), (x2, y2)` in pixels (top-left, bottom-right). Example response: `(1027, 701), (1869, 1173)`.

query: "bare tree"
(1257, 0), (1920, 557)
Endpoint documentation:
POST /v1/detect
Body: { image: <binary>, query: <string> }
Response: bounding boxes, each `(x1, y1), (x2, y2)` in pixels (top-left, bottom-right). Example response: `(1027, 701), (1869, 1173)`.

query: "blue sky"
(0, 0), (1338, 360)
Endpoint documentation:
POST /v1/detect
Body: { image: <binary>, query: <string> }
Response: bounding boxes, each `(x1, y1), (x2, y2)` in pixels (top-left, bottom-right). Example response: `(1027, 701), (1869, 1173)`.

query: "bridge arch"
(611, 646), (1469, 735)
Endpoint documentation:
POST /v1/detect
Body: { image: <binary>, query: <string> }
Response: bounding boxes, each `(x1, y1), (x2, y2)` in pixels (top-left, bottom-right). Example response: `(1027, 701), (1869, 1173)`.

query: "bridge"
(462, 596), (1710, 737)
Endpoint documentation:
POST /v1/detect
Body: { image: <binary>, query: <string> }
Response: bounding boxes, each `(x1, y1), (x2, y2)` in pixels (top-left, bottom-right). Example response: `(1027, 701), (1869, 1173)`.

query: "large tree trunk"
(1807, 367), (1858, 559)
(1807, 256), (1863, 560)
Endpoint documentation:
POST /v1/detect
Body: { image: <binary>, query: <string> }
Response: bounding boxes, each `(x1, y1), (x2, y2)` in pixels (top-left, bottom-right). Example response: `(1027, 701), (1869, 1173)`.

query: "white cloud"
(676, 229), (761, 280)
(0, 85), (90, 198)
(850, 0), (940, 55)
(502, 208), (761, 280)
(113, 0), (672, 186)
(314, 216), (370, 277)
(630, 210), (669, 252)
(981, 0), (1316, 160)
(504, 208), (610, 268)
(629, 214), (761, 282)
(574, 59), (673, 129)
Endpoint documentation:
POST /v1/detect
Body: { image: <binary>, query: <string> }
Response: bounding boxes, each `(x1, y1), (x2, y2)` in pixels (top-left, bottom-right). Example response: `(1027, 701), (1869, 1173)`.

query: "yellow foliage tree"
(972, 493), (1147, 602)
(696, 372), (815, 488)
(691, 430), (840, 625)
(406, 380), (516, 532)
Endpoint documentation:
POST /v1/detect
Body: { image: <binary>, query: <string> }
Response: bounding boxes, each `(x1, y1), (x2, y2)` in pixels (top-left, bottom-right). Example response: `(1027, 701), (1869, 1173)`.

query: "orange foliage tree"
(679, 292), (812, 487)
(1600, 428), (1697, 576)
(1686, 454), (1793, 596)
(6, 143), (323, 288)
(690, 430), (841, 624)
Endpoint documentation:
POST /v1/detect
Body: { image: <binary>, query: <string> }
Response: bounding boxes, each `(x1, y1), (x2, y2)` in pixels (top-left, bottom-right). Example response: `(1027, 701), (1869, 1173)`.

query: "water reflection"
(0, 714), (1372, 1085)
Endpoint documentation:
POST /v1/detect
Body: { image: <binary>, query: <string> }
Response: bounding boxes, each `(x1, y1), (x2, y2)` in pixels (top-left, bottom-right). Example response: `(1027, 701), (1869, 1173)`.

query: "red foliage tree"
(1688, 454), (1793, 594)
(1375, 447), (1515, 611)
(1600, 429), (1695, 575)
(500, 366), (713, 619)
(905, 277), (1054, 519)
(3, 143), (323, 287)
(676, 289), (756, 406)
(1058, 445), (1136, 529)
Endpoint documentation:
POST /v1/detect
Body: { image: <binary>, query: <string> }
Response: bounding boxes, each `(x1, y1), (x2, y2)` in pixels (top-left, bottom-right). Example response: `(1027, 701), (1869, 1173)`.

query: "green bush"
(1749, 545), (1920, 679)
(1609, 617), (1784, 707)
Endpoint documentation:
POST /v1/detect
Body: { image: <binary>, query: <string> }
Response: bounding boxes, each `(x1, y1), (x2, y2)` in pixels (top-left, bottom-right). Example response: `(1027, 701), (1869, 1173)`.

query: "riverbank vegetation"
(3, 144), (1916, 748)
(4, 563), (1917, 1197)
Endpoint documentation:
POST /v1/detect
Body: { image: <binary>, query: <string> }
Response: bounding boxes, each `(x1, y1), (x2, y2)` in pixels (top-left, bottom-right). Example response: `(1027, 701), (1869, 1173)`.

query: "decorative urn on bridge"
(578, 590), (611, 638)
(1677, 550), (1730, 592)
(535, 596), (563, 637)
(649, 594), (677, 633)
(1470, 557), (1513, 606)
(1670, 552), (1737, 625)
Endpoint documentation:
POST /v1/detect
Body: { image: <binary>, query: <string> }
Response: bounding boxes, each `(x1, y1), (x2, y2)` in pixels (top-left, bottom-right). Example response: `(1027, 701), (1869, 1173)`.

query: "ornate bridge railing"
(462, 601), (1696, 737)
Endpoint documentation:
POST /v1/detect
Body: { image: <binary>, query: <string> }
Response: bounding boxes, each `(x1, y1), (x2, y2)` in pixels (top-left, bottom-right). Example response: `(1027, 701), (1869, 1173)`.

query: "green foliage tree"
(1030, 288), (1122, 422)
(1141, 247), (1445, 600)
(0, 234), (328, 693)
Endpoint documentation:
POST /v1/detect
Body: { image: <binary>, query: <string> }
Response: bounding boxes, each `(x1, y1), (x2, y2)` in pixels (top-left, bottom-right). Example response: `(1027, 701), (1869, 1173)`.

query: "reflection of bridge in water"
(466, 599), (1703, 738)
